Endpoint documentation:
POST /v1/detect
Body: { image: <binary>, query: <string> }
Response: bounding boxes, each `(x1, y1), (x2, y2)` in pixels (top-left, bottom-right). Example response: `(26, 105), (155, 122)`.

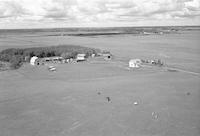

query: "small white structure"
(129, 59), (142, 68)
(102, 53), (111, 60)
(30, 56), (38, 65)
(50, 67), (56, 71)
(76, 54), (86, 61)
(48, 66), (56, 72)
(48, 66), (55, 69)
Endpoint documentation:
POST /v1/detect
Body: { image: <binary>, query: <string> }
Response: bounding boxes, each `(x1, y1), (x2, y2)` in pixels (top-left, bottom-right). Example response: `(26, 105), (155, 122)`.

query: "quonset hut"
(30, 56), (38, 65)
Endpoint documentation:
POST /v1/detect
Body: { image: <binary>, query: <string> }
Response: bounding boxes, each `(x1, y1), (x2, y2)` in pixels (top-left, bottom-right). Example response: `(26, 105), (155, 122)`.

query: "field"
(0, 28), (200, 136)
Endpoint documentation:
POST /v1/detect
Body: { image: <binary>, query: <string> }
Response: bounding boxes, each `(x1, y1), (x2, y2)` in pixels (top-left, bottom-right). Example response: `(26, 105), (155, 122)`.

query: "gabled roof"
(129, 59), (142, 63)
(77, 54), (86, 57)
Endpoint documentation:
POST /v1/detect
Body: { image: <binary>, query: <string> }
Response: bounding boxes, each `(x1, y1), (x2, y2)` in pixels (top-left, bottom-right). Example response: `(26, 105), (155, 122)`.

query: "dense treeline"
(0, 45), (100, 69)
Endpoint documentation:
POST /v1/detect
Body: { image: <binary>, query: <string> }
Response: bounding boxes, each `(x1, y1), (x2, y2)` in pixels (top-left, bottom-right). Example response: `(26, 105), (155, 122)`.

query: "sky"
(0, 0), (200, 29)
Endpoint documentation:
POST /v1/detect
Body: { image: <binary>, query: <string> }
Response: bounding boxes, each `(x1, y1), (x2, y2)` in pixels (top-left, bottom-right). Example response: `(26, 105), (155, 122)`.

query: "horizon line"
(0, 25), (200, 30)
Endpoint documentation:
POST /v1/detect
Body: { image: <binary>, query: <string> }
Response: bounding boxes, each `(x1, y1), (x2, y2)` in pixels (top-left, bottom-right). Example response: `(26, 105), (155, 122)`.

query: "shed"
(30, 56), (38, 65)
(129, 59), (142, 68)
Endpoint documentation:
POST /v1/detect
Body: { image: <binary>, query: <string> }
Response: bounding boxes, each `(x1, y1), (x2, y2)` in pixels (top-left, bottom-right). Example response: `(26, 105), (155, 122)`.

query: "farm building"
(129, 59), (142, 68)
(76, 54), (86, 61)
(30, 56), (38, 65)
(38, 56), (64, 65)
(91, 54), (96, 57)
(30, 56), (65, 65)
(102, 53), (112, 60)
(43, 56), (63, 62)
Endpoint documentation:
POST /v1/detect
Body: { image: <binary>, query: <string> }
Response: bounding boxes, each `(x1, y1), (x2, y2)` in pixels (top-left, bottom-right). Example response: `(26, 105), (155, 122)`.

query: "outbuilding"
(30, 56), (38, 65)
(102, 53), (112, 60)
(129, 59), (142, 68)
(76, 54), (86, 61)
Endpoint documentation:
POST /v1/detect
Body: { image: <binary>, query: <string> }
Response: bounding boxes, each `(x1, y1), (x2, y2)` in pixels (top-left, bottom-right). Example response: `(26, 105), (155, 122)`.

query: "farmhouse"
(76, 54), (86, 62)
(129, 59), (142, 68)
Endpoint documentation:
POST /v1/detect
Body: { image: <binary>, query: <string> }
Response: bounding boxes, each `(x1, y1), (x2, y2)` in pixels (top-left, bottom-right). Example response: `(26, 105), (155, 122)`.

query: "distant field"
(0, 28), (200, 72)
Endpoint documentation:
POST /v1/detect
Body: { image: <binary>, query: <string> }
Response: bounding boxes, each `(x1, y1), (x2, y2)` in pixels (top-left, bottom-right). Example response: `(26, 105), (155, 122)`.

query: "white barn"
(30, 56), (38, 65)
(129, 59), (142, 68)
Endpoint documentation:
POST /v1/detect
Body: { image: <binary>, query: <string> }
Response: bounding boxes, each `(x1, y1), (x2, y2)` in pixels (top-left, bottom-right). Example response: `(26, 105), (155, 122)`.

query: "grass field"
(0, 29), (200, 136)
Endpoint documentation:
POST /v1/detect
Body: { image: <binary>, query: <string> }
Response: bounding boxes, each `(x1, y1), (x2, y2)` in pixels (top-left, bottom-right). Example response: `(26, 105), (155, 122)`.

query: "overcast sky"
(0, 0), (200, 29)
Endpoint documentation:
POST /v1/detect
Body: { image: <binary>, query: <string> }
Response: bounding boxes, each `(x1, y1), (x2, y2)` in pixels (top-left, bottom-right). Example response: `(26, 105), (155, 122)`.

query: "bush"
(61, 52), (74, 59)
(9, 55), (23, 69)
